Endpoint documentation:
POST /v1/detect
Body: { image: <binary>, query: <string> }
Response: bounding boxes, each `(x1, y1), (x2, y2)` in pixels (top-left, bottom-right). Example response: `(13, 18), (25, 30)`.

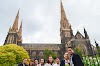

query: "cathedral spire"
(12, 10), (19, 32)
(60, 0), (70, 29)
(84, 27), (89, 39)
(60, 0), (74, 49)
(18, 20), (22, 37)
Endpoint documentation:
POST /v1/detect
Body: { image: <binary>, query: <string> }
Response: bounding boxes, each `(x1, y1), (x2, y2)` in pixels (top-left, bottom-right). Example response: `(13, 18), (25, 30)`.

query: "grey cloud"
(23, 19), (44, 35)
(0, 0), (100, 46)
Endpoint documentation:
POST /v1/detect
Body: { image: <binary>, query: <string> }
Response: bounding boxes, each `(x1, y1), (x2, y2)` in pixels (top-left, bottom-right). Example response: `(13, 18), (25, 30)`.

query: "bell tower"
(60, 0), (73, 55)
(60, 1), (73, 45)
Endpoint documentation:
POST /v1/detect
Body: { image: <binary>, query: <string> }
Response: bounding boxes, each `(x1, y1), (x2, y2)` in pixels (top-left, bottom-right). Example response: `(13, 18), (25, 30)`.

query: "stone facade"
(22, 44), (61, 59)
(4, 1), (95, 59)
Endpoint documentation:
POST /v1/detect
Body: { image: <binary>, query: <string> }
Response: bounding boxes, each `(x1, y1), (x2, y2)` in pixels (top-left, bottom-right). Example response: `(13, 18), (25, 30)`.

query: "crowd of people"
(18, 47), (84, 66)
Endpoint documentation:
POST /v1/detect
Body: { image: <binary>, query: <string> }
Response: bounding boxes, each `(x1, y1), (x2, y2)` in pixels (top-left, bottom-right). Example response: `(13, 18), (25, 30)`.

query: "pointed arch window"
(7, 35), (11, 43)
(39, 51), (43, 56)
(11, 35), (14, 43)
(32, 52), (36, 56)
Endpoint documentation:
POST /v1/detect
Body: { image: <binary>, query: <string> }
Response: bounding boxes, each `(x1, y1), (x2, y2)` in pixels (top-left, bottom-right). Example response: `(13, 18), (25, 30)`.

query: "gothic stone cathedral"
(4, 1), (95, 59)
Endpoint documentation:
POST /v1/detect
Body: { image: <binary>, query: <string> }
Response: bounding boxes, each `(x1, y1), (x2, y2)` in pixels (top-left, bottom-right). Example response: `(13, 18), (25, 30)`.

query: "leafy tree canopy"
(43, 49), (59, 61)
(0, 44), (30, 66)
(74, 47), (84, 58)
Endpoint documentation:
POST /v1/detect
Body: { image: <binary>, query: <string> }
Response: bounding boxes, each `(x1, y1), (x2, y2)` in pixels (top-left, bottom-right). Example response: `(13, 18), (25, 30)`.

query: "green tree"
(0, 44), (30, 66)
(98, 47), (100, 57)
(74, 48), (84, 58)
(43, 49), (59, 61)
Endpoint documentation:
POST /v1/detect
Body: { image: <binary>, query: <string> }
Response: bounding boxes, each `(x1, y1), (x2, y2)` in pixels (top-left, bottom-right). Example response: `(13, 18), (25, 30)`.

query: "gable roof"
(75, 31), (85, 39)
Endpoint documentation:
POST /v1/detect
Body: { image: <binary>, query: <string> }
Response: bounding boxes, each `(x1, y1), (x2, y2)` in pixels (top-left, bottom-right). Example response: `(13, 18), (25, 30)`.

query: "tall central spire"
(12, 10), (19, 32)
(60, 0), (70, 29)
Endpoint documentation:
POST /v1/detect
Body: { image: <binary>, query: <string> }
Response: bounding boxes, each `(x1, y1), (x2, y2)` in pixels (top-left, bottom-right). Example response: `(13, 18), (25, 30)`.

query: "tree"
(74, 47), (84, 58)
(97, 47), (100, 57)
(43, 49), (59, 61)
(0, 44), (30, 66)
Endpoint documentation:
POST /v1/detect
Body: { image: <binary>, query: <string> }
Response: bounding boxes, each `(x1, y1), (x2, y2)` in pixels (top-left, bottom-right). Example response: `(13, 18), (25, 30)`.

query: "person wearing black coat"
(68, 47), (84, 66)
(18, 58), (28, 66)
(18, 63), (28, 66)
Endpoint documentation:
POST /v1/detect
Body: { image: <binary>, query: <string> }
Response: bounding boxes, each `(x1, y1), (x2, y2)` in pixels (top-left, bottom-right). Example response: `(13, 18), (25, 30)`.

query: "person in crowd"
(39, 58), (45, 66)
(34, 59), (39, 66)
(29, 59), (35, 66)
(68, 47), (84, 66)
(18, 58), (28, 66)
(45, 56), (54, 66)
(60, 52), (70, 66)
(53, 57), (60, 66)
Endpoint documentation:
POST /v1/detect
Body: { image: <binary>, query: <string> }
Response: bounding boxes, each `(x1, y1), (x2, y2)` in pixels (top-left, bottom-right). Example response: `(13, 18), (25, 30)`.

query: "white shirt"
(23, 63), (25, 66)
(44, 63), (54, 66)
(38, 63), (45, 66)
(35, 64), (39, 66)
(70, 55), (74, 66)
(53, 63), (60, 66)
(65, 60), (70, 66)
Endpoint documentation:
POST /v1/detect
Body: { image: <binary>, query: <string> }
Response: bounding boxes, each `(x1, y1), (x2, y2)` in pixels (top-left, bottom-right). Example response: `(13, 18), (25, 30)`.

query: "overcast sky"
(0, 0), (100, 46)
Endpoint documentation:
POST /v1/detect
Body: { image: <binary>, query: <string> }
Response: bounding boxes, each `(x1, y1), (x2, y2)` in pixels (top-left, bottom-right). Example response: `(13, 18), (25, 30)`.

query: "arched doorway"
(77, 44), (87, 55)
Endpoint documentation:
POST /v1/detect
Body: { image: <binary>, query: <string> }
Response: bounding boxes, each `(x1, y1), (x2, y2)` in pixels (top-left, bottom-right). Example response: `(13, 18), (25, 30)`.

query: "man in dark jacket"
(18, 58), (28, 66)
(68, 47), (84, 66)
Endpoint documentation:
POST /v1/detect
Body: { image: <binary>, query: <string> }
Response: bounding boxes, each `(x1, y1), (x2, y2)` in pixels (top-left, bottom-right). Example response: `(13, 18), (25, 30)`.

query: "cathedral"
(4, 1), (95, 59)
